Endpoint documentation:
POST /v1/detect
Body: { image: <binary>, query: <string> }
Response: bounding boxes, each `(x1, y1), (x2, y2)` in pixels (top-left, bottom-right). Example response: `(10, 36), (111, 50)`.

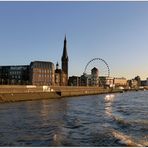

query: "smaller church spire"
(56, 62), (59, 69)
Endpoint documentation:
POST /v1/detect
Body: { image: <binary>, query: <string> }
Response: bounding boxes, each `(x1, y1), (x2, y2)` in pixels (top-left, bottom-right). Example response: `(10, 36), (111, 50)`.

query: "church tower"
(61, 35), (69, 85)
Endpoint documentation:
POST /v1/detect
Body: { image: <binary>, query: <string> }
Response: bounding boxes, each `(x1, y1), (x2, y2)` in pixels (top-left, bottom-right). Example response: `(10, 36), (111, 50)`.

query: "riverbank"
(0, 85), (147, 103)
(0, 85), (119, 103)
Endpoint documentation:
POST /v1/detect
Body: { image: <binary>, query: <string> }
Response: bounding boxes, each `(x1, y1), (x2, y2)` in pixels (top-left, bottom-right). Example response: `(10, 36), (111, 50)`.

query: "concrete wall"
(0, 85), (124, 103)
(0, 92), (60, 103)
(50, 86), (108, 97)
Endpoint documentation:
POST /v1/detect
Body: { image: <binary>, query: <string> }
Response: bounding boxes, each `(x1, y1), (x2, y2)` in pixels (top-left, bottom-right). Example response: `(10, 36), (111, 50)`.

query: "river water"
(0, 91), (147, 146)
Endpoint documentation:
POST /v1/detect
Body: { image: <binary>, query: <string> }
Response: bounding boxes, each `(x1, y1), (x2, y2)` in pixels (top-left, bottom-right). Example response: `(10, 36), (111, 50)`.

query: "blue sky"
(0, 1), (148, 80)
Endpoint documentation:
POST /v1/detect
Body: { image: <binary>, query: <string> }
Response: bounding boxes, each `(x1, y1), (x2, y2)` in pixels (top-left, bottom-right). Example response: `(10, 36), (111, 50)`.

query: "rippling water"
(0, 91), (147, 146)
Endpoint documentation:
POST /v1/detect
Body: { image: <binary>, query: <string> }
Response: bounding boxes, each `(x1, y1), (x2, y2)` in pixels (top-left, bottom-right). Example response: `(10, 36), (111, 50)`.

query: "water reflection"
(0, 91), (147, 146)
(104, 94), (115, 117)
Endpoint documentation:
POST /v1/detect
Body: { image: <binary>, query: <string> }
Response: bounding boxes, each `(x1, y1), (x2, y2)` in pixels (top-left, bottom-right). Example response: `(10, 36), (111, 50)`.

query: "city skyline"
(0, 2), (148, 80)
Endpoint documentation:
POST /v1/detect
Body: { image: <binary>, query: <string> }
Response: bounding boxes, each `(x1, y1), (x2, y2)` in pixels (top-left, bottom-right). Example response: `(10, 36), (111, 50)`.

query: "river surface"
(0, 91), (148, 146)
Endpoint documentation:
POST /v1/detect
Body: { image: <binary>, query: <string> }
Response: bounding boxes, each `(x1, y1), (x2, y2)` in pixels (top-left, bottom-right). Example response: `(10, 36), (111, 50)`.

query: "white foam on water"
(112, 130), (143, 147)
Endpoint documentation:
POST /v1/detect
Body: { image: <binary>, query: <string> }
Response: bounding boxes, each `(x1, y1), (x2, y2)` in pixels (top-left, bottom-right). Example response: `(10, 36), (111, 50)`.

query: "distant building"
(0, 65), (30, 85)
(68, 76), (80, 86)
(106, 77), (114, 87)
(134, 76), (141, 87)
(79, 67), (99, 86)
(128, 76), (144, 88)
(30, 61), (55, 86)
(128, 79), (138, 88)
(91, 67), (99, 86)
(113, 77), (127, 87)
(99, 76), (114, 88)
(141, 78), (148, 86)
(80, 74), (87, 86)
(141, 80), (147, 86)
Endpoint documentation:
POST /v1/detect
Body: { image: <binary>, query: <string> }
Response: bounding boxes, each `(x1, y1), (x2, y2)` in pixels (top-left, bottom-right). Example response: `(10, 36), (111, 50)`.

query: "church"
(55, 36), (69, 86)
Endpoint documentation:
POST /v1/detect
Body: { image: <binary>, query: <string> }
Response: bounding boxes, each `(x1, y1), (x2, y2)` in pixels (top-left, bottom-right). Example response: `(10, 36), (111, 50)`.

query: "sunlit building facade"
(30, 61), (55, 86)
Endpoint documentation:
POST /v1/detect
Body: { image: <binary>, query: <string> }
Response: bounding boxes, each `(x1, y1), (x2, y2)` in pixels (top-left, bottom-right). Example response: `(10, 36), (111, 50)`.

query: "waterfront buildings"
(69, 67), (125, 88)
(0, 35), (146, 87)
(0, 36), (69, 86)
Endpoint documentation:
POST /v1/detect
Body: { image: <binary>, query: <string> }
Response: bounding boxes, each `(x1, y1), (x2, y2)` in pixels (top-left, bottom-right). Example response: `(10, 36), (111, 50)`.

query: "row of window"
(33, 74), (53, 78)
(33, 69), (53, 74)
(31, 63), (53, 69)
(0, 75), (21, 79)
(10, 71), (22, 75)
(11, 75), (21, 79)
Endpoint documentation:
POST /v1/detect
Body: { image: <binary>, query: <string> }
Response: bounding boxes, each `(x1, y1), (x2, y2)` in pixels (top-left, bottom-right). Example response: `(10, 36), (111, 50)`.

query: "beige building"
(113, 77), (127, 87)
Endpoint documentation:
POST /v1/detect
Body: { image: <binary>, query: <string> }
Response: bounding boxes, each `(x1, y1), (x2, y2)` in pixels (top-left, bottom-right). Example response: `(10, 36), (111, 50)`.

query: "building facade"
(91, 67), (99, 86)
(0, 65), (30, 85)
(99, 76), (114, 88)
(79, 67), (99, 86)
(113, 77), (127, 87)
(68, 76), (80, 86)
(30, 61), (55, 86)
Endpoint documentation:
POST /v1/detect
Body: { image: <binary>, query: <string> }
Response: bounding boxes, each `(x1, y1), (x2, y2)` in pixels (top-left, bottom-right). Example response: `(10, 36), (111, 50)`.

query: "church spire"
(62, 35), (68, 60)
(61, 35), (69, 86)
(56, 62), (59, 69)
(61, 35), (68, 74)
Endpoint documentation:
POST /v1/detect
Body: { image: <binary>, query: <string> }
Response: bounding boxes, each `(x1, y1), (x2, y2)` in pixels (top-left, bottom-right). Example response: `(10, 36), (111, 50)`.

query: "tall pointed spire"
(61, 35), (69, 77)
(62, 35), (68, 60)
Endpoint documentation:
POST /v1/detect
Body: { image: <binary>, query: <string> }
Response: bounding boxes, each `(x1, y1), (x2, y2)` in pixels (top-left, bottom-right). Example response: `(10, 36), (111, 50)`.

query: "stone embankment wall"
(0, 85), (115, 103)
(0, 85), (60, 103)
(50, 86), (110, 97)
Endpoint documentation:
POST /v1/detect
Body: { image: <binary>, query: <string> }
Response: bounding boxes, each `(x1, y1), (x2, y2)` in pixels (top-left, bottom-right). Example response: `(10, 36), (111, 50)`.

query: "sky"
(0, 1), (148, 80)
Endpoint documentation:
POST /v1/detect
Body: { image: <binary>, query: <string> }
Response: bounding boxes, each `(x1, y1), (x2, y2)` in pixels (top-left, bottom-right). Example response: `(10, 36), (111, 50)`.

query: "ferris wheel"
(84, 58), (110, 76)
(83, 58), (110, 86)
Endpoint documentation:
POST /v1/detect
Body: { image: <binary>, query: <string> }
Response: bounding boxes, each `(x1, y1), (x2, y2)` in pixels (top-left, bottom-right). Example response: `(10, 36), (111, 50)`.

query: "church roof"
(55, 69), (62, 73)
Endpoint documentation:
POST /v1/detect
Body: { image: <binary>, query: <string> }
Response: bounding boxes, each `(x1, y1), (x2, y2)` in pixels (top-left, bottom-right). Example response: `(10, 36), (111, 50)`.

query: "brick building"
(30, 61), (55, 86)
